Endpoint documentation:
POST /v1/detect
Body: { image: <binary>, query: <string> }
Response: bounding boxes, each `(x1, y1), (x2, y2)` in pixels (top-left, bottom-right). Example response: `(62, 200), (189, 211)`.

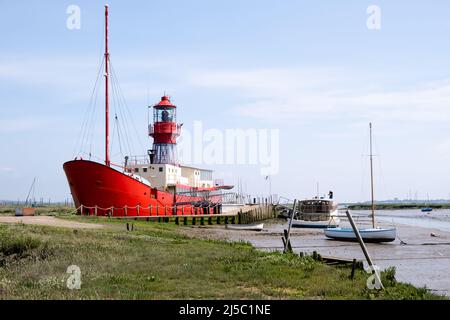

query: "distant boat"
(291, 198), (340, 228)
(15, 177), (36, 217)
(324, 123), (397, 243)
(225, 223), (264, 231)
(421, 193), (433, 212)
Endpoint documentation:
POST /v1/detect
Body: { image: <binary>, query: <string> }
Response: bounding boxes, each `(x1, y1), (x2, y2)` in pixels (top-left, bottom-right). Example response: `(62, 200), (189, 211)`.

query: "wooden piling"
(350, 259), (357, 280)
(284, 200), (297, 254)
(346, 210), (384, 289)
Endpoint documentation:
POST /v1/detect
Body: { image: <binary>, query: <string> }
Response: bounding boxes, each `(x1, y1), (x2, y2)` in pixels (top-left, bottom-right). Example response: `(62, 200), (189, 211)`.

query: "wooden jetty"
(94, 204), (276, 226)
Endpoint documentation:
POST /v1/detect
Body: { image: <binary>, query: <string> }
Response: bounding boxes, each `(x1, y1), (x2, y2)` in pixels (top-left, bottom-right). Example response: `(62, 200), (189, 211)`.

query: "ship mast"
(104, 4), (110, 167)
(369, 122), (375, 228)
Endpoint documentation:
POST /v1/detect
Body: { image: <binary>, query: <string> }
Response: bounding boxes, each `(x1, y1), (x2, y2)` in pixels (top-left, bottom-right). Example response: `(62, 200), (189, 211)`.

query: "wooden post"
(137, 205), (140, 216)
(350, 259), (357, 280)
(184, 217), (188, 225)
(208, 216), (212, 225)
(95, 205), (98, 216)
(80, 204), (84, 215)
(124, 205), (128, 216)
(283, 229), (293, 253)
(345, 210), (384, 289)
(284, 199), (297, 254)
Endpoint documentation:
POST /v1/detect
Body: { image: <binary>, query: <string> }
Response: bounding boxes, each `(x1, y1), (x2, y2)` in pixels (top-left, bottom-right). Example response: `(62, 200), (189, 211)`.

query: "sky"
(1, 0), (450, 203)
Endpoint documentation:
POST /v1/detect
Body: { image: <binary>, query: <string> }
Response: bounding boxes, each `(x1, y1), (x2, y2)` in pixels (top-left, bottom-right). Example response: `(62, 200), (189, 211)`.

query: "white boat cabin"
(125, 160), (214, 191)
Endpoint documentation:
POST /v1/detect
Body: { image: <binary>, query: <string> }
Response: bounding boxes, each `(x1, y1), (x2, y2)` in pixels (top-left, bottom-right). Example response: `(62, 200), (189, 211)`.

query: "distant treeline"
(347, 203), (450, 210)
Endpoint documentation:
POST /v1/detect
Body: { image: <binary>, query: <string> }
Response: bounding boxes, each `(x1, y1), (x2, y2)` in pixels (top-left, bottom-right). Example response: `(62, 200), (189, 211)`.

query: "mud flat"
(185, 209), (450, 297)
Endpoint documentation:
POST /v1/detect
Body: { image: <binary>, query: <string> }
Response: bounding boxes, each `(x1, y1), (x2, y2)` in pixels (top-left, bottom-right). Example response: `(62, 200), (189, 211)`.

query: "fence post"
(125, 205), (128, 216)
(94, 205), (97, 216)
(80, 204), (84, 215)
(137, 205), (140, 216)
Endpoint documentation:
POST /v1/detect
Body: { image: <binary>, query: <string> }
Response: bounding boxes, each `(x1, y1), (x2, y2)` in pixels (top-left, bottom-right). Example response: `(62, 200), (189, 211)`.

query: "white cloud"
(0, 117), (55, 133)
(431, 139), (450, 160)
(188, 68), (450, 123)
(0, 167), (14, 173)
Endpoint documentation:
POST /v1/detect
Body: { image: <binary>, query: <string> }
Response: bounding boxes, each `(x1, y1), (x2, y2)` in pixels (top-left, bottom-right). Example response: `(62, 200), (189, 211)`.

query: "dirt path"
(0, 216), (104, 229)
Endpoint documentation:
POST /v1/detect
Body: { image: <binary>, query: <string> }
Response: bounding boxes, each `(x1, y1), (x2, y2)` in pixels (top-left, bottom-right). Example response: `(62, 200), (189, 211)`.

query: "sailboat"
(421, 193), (433, 212)
(324, 123), (396, 243)
(15, 177), (37, 216)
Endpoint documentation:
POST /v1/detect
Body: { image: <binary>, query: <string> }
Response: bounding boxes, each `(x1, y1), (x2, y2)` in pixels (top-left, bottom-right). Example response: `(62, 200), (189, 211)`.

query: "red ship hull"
(63, 159), (219, 217)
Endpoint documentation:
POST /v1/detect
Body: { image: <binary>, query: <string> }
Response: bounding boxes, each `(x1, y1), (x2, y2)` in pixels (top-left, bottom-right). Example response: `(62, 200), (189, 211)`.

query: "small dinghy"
(324, 227), (396, 243)
(225, 223), (264, 231)
(421, 207), (433, 213)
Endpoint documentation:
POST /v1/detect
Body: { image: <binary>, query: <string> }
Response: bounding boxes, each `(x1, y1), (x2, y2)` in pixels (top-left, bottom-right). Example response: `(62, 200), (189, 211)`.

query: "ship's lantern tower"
(149, 96), (180, 165)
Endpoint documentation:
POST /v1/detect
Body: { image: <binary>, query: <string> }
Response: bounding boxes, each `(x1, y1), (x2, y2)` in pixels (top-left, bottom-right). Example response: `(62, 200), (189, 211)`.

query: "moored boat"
(324, 123), (397, 243)
(63, 6), (232, 217)
(225, 223), (264, 231)
(292, 217), (340, 228)
(290, 197), (340, 229)
(324, 227), (396, 242)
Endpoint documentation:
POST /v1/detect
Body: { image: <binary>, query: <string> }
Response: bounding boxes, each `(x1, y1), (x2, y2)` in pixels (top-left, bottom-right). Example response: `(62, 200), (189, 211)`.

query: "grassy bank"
(347, 203), (450, 210)
(0, 216), (444, 300)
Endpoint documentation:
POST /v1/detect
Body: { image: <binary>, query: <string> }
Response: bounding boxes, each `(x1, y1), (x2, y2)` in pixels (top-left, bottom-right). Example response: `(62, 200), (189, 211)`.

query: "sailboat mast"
(104, 5), (110, 167)
(369, 122), (375, 228)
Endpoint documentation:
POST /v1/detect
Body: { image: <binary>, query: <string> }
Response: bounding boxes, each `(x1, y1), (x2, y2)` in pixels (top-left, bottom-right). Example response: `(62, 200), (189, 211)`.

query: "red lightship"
(63, 6), (232, 217)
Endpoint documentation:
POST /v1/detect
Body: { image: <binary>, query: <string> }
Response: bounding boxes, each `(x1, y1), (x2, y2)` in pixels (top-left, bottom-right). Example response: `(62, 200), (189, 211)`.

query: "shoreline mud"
(182, 210), (450, 297)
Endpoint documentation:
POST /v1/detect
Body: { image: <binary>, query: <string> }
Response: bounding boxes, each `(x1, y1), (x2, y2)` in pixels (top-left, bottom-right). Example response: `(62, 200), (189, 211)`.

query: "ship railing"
(127, 155), (150, 165)
(75, 202), (223, 217)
